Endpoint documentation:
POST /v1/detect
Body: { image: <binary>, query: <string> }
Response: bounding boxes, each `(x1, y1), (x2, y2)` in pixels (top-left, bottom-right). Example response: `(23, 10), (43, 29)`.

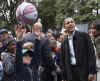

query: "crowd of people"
(0, 17), (99, 81)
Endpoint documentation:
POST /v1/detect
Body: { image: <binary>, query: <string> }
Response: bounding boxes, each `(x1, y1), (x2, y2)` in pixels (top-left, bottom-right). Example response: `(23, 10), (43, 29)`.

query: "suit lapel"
(64, 37), (73, 66)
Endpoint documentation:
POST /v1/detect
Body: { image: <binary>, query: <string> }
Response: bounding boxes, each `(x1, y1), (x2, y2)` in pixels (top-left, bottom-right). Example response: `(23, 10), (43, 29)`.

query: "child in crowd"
(16, 40), (40, 81)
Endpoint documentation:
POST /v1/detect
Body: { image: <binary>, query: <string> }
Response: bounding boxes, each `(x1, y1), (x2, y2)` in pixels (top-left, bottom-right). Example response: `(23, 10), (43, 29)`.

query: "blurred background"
(0, 0), (100, 32)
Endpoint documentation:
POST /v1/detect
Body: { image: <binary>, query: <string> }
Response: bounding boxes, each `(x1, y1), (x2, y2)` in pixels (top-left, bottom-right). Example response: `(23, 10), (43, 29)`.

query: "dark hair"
(88, 23), (95, 30)
(25, 25), (31, 33)
(56, 33), (62, 39)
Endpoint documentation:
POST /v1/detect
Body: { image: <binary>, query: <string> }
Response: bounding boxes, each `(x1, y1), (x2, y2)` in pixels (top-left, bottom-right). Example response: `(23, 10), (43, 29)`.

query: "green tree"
(55, 0), (97, 26)
(55, 0), (78, 27)
(0, 0), (23, 30)
(77, 0), (97, 23)
(38, 0), (56, 30)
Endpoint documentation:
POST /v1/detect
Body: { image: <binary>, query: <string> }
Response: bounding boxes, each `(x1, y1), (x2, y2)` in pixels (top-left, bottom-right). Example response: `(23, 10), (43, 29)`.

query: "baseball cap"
(0, 29), (8, 34)
(22, 49), (33, 57)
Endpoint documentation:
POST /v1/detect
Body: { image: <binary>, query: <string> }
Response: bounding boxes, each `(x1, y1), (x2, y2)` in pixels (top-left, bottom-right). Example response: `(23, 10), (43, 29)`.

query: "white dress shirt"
(68, 32), (76, 65)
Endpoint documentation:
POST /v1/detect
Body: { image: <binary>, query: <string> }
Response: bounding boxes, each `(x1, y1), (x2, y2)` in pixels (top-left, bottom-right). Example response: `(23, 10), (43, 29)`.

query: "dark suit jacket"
(39, 36), (56, 81)
(60, 31), (96, 81)
(40, 36), (56, 71)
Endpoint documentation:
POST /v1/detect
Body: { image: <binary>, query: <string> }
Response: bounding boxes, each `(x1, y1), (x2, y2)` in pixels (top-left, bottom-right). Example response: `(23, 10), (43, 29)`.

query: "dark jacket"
(95, 36), (100, 58)
(2, 52), (15, 81)
(60, 31), (96, 81)
(38, 36), (56, 81)
(40, 36), (56, 71)
(16, 39), (40, 81)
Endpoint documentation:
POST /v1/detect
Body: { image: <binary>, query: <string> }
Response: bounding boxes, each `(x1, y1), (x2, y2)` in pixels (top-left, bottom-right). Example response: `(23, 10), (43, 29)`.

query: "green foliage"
(38, 0), (56, 30)
(0, 0), (37, 30)
(38, 0), (98, 29)
(96, 15), (100, 19)
(55, 0), (78, 27)
(0, 0), (99, 30)
(0, 0), (23, 30)
(0, 21), (7, 28)
(55, 0), (97, 24)
(78, 0), (96, 23)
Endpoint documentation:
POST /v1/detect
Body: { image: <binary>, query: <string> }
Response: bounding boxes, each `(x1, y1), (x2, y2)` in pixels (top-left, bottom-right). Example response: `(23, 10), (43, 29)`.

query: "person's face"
(64, 18), (75, 33)
(58, 35), (64, 42)
(32, 25), (41, 33)
(88, 28), (96, 38)
(21, 27), (26, 33)
(46, 33), (53, 38)
(22, 54), (32, 65)
(7, 41), (16, 53)
(15, 24), (26, 34)
(0, 32), (8, 41)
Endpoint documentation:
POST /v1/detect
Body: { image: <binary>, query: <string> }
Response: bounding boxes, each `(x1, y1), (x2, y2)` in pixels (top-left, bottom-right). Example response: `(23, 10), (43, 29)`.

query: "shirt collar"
(68, 31), (75, 39)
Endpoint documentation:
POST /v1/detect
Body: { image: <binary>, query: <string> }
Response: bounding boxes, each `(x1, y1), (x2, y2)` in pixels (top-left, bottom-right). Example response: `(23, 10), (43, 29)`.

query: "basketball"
(16, 2), (38, 24)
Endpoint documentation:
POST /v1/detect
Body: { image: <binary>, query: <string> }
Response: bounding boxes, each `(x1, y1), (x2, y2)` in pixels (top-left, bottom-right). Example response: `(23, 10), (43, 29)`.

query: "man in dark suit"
(60, 18), (96, 81)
